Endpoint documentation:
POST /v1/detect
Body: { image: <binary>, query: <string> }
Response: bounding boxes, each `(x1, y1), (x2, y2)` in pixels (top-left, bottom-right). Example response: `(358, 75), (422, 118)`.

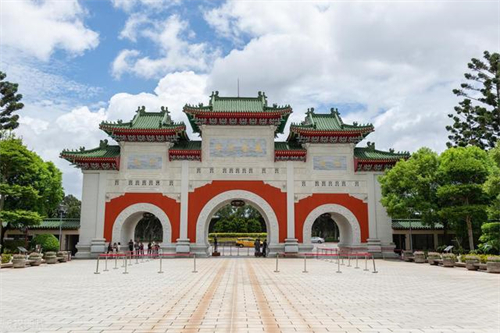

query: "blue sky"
(1, 0), (498, 197)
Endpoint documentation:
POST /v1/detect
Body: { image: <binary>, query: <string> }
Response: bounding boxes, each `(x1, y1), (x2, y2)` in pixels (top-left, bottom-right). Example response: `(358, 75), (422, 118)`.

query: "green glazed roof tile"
(392, 219), (443, 230)
(100, 106), (185, 130)
(354, 146), (410, 161)
(3, 218), (81, 230)
(61, 141), (120, 159)
(171, 140), (202, 150)
(274, 142), (305, 150)
(292, 108), (373, 132)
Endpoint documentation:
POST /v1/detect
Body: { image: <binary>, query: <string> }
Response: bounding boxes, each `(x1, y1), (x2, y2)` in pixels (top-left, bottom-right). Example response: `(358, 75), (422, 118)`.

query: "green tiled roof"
(61, 140), (120, 159)
(171, 140), (202, 150)
(185, 91), (291, 113)
(1, 218), (81, 230)
(392, 219), (443, 230)
(292, 108), (373, 132)
(274, 142), (304, 150)
(354, 144), (410, 161)
(100, 106), (185, 130)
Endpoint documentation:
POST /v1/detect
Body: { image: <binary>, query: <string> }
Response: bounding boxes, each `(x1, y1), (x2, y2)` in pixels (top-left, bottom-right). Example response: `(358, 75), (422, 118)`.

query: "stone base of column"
(367, 238), (381, 252)
(75, 243), (91, 259)
(284, 238), (299, 253)
(160, 243), (176, 254)
(176, 238), (191, 253)
(89, 238), (107, 258)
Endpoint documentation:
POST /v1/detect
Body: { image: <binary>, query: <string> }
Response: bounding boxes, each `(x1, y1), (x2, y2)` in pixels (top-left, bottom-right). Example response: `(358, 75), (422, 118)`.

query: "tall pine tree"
(0, 72), (23, 136)
(446, 51), (500, 149)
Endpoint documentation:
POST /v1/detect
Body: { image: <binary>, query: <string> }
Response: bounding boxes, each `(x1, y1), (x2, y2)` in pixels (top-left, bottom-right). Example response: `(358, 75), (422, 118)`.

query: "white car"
(311, 237), (325, 243)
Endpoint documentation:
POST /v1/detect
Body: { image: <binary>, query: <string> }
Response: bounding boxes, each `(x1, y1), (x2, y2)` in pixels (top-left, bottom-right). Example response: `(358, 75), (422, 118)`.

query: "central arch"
(111, 203), (173, 247)
(302, 204), (362, 247)
(195, 190), (279, 255)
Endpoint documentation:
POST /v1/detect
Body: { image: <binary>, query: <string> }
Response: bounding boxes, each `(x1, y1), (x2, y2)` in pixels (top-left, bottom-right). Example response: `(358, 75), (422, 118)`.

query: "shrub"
(427, 252), (441, 259)
(31, 234), (59, 252)
(461, 254), (479, 262)
(1, 254), (12, 264)
(2, 239), (27, 253)
(479, 222), (500, 254)
(442, 253), (456, 260)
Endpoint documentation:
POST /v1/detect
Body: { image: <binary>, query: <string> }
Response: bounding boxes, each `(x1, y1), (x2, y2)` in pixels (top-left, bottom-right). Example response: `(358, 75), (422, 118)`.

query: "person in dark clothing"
(107, 242), (113, 254)
(128, 239), (134, 254)
(262, 239), (268, 257)
(213, 235), (218, 253)
(254, 238), (261, 257)
(147, 242), (152, 255)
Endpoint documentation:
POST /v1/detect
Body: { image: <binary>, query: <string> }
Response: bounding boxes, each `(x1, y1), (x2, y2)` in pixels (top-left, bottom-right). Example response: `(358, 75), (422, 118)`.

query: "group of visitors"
(106, 240), (161, 256)
(254, 238), (268, 257)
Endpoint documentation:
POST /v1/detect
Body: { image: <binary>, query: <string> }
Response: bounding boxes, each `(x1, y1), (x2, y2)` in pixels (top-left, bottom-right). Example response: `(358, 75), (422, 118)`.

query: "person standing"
(262, 239), (268, 257)
(254, 238), (261, 257)
(128, 239), (134, 255)
(117, 242), (121, 253)
(147, 242), (152, 255)
(113, 242), (118, 253)
(107, 242), (113, 254)
(213, 235), (218, 253)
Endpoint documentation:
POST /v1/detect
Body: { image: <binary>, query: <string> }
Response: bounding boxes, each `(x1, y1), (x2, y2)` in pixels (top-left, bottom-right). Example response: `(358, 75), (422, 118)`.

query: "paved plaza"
(0, 257), (499, 333)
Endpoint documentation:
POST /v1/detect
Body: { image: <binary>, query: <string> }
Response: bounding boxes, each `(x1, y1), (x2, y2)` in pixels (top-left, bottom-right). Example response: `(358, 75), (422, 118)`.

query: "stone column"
(366, 173), (382, 254)
(176, 160), (190, 253)
(284, 161), (298, 253)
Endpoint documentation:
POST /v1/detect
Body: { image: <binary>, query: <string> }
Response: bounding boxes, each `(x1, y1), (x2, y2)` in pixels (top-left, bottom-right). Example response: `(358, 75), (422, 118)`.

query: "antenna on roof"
(237, 78), (240, 97)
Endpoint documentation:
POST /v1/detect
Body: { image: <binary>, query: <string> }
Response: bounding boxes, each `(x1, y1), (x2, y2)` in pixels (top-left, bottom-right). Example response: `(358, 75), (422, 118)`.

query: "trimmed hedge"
(31, 234), (59, 252)
(208, 233), (267, 238)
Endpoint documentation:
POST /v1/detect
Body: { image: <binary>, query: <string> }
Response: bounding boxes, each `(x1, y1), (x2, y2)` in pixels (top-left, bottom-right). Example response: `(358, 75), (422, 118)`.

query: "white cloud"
(205, 1), (498, 153)
(111, 15), (220, 79)
(17, 71), (208, 197)
(111, 0), (181, 12)
(0, 0), (99, 61)
(119, 13), (148, 42)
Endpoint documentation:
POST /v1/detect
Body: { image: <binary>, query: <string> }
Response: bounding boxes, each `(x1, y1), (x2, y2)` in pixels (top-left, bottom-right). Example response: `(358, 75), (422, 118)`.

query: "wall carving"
(127, 154), (162, 170)
(313, 156), (347, 171)
(209, 138), (267, 158)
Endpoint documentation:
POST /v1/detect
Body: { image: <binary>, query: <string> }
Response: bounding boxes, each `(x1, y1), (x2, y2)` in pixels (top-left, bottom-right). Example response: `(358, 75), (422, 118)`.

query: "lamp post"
(58, 204), (67, 251)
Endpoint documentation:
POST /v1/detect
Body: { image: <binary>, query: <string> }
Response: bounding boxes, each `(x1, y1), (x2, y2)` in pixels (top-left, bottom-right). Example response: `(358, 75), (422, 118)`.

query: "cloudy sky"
(1, 0), (498, 198)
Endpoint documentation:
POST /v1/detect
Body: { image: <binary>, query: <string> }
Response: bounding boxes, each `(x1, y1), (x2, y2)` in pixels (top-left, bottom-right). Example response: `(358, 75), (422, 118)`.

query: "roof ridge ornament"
(367, 141), (375, 150)
(99, 139), (108, 149)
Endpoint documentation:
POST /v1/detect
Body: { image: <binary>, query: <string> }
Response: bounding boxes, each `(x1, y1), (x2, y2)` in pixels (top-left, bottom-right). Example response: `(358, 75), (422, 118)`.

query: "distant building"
(61, 92), (410, 258)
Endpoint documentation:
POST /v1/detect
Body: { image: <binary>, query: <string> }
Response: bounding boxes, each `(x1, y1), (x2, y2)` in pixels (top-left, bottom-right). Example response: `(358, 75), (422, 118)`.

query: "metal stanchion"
(347, 254), (351, 267)
(372, 256), (378, 273)
(94, 256), (101, 274)
(192, 254), (198, 273)
(336, 254), (341, 274)
(274, 254), (280, 273)
(141, 253), (144, 263)
(247, 247), (250, 256)
(230, 245), (232, 256)
(364, 255), (369, 271)
(123, 255), (129, 274)
(128, 252), (132, 266)
(104, 255), (108, 272)
(302, 254), (308, 273)
(123, 254), (126, 267)
(222, 245), (225, 256)
(135, 253), (139, 264)
(237, 246), (239, 257)
(355, 254), (359, 269)
(158, 255), (163, 274)
(114, 254), (118, 269)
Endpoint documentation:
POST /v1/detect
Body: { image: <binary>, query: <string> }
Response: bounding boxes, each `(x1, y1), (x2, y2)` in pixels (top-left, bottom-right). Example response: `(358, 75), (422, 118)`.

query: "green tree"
(437, 147), (491, 250)
(478, 222), (500, 254)
(379, 148), (440, 226)
(212, 204), (264, 233)
(31, 234), (59, 252)
(484, 142), (500, 219)
(0, 72), (23, 135)
(446, 51), (500, 149)
(0, 135), (63, 250)
(49, 194), (81, 218)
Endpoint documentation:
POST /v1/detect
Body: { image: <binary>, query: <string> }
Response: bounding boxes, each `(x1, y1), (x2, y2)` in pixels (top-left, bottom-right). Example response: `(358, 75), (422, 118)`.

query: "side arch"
(111, 203), (173, 246)
(195, 190), (279, 250)
(302, 204), (361, 246)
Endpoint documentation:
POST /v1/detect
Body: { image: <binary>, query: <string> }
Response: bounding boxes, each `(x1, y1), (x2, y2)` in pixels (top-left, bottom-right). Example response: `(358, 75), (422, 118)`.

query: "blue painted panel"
(209, 138), (267, 158)
(313, 156), (347, 171)
(127, 154), (163, 170)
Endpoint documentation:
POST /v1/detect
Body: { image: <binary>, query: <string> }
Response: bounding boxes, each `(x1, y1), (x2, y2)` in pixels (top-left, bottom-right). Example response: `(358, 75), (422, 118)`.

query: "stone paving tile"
(1, 258), (499, 333)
